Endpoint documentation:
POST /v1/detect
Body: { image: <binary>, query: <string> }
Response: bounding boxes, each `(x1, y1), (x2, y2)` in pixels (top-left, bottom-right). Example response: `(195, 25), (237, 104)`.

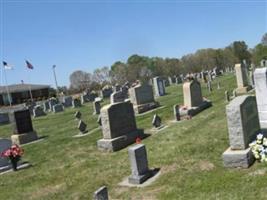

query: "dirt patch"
(161, 163), (178, 174)
(30, 183), (67, 199)
(248, 168), (267, 176)
(197, 160), (215, 171)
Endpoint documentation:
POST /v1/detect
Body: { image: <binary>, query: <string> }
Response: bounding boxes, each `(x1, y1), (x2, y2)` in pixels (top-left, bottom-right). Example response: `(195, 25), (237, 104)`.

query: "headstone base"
(235, 86), (252, 95)
(128, 170), (153, 184)
(179, 100), (212, 118)
(260, 120), (267, 129)
(11, 131), (38, 145)
(222, 147), (255, 168)
(97, 129), (144, 152)
(133, 102), (159, 114)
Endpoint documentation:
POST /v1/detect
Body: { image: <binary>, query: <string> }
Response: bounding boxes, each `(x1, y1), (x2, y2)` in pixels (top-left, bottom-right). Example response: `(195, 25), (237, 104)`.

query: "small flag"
(2, 61), (12, 70)
(25, 60), (34, 69)
(21, 80), (24, 84)
(52, 65), (56, 69)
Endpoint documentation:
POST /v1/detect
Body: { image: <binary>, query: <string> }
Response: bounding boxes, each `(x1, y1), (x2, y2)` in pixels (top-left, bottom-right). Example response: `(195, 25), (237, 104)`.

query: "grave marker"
(10, 109), (38, 145)
(222, 95), (260, 168)
(97, 101), (144, 152)
(254, 67), (267, 128)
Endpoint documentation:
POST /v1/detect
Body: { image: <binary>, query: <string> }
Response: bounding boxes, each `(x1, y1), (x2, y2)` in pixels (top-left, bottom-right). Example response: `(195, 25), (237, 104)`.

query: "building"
(0, 83), (50, 105)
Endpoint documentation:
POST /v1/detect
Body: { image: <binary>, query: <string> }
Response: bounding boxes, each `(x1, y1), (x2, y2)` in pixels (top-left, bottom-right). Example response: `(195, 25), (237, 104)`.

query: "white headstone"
(254, 67), (267, 128)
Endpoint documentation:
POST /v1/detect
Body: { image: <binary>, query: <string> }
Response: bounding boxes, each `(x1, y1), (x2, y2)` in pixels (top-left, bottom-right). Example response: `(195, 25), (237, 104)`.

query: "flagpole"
(3, 69), (12, 107)
(52, 65), (59, 96)
(25, 60), (34, 102)
(27, 73), (33, 102)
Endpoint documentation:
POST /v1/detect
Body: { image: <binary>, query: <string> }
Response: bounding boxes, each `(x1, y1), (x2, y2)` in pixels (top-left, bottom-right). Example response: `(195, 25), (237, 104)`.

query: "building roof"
(0, 84), (50, 94)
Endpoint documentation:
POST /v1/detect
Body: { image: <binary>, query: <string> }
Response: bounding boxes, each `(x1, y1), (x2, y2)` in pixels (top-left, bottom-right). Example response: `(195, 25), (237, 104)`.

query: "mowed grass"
(1, 74), (267, 200)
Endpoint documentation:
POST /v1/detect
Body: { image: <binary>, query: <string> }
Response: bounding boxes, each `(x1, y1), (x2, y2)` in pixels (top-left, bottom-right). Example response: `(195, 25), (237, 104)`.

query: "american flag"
(2, 61), (12, 70)
(25, 60), (34, 69)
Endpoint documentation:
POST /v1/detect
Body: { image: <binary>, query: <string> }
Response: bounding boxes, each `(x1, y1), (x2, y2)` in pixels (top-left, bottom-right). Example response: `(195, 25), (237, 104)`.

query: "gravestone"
(43, 101), (50, 112)
(10, 109), (38, 145)
(93, 186), (109, 200)
(97, 101), (144, 152)
(260, 59), (267, 67)
(93, 101), (101, 115)
(222, 95), (260, 168)
(153, 77), (166, 97)
(53, 104), (64, 113)
(180, 80), (211, 118)
(183, 80), (203, 108)
(234, 63), (252, 94)
(164, 79), (170, 87)
(63, 96), (73, 107)
(74, 111), (81, 120)
(0, 139), (12, 168)
(81, 94), (89, 104)
(101, 86), (113, 98)
(176, 76), (182, 84)
(207, 81), (212, 92)
(152, 114), (161, 128)
(254, 67), (267, 128)
(173, 105), (180, 121)
(0, 113), (9, 125)
(128, 144), (153, 184)
(88, 92), (98, 102)
(168, 77), (175, 85)
(78, 120), (87, 134)
(97, 115), (102, 126)
(49, 98), (58, 111)
(232, 90), (237, 98)
(128, 84), (159, 114)
(113, 84), (121, 92)
(72, 99), (81, 108)
(225, 91), (230, 102)
(33, 105), (46, 118)
(110, 91), (127, 104)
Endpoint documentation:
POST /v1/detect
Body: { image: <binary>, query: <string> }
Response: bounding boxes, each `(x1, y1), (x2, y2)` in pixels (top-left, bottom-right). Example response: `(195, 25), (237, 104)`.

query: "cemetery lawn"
(1, 74), (266, 200)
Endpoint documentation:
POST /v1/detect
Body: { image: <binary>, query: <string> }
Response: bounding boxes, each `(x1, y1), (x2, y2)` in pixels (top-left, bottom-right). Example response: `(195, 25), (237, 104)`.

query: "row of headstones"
(34, 97), (82, 118)
(110, 77), (166, 113)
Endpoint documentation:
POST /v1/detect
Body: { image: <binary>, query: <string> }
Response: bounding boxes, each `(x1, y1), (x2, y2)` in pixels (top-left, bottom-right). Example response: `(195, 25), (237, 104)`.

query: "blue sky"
(0, 0), (266, 87)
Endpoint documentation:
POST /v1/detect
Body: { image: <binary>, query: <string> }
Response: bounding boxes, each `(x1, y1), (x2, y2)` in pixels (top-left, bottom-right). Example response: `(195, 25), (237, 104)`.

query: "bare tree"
(69, 70), (92, 92)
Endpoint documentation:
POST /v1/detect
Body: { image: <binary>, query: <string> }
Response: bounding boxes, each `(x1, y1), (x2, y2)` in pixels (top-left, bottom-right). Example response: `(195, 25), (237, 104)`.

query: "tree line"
(67, 33), (267, 94)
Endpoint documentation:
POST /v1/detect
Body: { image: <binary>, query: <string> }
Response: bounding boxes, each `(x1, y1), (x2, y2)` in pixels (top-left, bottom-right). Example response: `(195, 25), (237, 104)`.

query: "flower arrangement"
(135, 137), (142, 144)
(1, 144), (24, 171)
(249, 133), (267, 162)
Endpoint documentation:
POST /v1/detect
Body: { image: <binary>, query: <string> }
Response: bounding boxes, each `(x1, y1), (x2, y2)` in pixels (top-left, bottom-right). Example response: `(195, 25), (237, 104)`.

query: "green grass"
(0, 74), (266, 200)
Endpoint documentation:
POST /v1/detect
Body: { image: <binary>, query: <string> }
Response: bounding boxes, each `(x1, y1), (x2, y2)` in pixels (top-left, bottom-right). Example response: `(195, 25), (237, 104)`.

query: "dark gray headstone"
(0, 113), (9, 125)
(53, 104), (64, 113)
(33, 106), (46, 118)
(72, 99), (81, 108)
(78, 120), (87, 134)
(93, 101), (101, 115)
(74, 111), (81, 119)
(63, 96), (73, 107)
(152, 114), (161, 128)
(0, 139), (12, 167)
(173, 105), (180, 121)
(10, 109), (33, 134)
(93, 186), (109, 200)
